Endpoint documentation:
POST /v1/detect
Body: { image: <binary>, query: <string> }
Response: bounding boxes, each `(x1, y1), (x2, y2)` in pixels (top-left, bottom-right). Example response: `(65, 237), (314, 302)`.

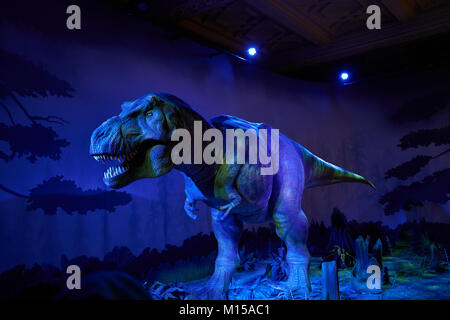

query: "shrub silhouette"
(27, 176), (132, 215)
(380, 90), (450, 215)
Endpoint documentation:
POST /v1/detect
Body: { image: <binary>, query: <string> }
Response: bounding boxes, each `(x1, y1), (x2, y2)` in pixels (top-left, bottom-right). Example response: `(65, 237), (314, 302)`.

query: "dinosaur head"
(89, 93), (195, 188)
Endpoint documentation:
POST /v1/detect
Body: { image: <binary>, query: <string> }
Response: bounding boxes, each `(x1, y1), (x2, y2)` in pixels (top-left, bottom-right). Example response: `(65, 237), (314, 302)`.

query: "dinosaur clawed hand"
(184, 198), (199, 220)
(217, 193), (241, 221)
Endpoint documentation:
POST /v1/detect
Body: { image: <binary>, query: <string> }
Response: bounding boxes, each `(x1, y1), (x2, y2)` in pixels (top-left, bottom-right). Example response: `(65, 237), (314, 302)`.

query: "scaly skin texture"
(90, 93), (375, 299)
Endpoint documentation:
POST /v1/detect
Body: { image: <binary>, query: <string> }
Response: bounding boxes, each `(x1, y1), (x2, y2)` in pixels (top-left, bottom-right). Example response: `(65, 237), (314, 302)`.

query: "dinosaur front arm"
(184, 187), (199, 220)
(217, 187), (241, 221)
(214, 164), (242, 221)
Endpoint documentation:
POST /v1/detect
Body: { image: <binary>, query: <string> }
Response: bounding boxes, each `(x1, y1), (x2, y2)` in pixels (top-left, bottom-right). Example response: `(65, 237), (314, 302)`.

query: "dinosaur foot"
(287, 263), (311, 299)
(268, 263), (311, 300)
(267, 281), (310, 300)
(190, 269), (233, 300)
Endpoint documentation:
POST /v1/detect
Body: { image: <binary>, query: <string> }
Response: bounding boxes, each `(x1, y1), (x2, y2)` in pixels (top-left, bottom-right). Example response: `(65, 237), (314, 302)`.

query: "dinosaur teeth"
(95, 152), (131, 166)
(103, 164), (129, 179)
(96, 152), (133, 180)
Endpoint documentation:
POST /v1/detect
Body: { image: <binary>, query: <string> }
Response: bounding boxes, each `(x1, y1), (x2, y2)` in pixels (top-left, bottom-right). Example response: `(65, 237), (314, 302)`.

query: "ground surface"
(180, 254), (450, 300)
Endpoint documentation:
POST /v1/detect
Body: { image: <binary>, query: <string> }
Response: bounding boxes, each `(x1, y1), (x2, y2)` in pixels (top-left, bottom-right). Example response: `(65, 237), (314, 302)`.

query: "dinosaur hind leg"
(193, 209), (243, 300)
(273, 208), (311, 299)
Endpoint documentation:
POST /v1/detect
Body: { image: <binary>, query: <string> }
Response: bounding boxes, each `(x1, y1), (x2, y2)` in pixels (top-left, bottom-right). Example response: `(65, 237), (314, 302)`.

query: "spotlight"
(247, 47), (257, 56)
(340, 72), (350, 81)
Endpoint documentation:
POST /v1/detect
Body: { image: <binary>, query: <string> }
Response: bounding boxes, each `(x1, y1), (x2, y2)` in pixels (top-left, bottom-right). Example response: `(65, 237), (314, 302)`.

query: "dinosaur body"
(90, 93), (375, 299)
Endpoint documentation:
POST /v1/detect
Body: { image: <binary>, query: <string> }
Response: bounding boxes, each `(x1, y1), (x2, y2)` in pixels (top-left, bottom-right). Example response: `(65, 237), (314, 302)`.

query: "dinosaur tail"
(298, 145), (376, 190)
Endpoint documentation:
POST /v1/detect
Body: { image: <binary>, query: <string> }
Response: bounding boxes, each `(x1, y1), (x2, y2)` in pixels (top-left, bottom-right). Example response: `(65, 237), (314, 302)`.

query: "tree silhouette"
(398, 125), (450, 150)
(380, 169), (450, 215)
(0, 49), (73, 99)
(0, 49), (132, 215)
(0, 49), (73, 198)
(0, 49), (73, 160)
(390, 91), (450, 124)
(380, 91), (450, 215)
(27, 176), (132, 215)
(0, 123), (69, 162)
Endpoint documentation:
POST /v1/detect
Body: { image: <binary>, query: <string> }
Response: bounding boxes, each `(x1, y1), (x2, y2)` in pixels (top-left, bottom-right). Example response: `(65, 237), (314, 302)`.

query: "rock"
(321, 260), (339, 300)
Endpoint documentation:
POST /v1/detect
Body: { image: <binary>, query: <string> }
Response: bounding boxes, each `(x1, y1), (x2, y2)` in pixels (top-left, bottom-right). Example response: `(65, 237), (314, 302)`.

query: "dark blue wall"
(0, 0), (448, 271)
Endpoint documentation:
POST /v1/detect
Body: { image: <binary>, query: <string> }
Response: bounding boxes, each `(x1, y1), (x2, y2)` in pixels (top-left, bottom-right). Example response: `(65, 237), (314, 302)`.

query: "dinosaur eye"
(145, 110), (153, 117)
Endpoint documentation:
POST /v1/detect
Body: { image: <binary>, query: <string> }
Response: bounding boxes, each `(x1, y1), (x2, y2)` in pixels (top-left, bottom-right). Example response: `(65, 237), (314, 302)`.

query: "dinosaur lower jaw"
(91, 150), (138, 181)
(102, 159), (132, 180)
(91, 139), (165, 188)
(102, 164), (133, 187)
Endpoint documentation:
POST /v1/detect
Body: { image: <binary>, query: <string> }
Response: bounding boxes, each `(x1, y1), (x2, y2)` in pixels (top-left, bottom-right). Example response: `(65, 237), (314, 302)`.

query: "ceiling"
(107, 0), (450, 82)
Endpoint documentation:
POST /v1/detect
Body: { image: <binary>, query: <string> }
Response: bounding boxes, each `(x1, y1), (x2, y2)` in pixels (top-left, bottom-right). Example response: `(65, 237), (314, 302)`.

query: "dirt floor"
(182, 253), (450, 300)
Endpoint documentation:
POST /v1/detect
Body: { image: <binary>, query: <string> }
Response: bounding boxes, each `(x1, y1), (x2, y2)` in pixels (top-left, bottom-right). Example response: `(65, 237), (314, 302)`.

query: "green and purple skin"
(90, 93), (375, 299)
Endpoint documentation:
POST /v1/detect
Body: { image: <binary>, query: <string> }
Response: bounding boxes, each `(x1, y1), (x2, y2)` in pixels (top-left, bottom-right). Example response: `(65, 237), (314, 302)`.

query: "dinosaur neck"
(172, 112), (218, 191)
(175, 162), (219, 189)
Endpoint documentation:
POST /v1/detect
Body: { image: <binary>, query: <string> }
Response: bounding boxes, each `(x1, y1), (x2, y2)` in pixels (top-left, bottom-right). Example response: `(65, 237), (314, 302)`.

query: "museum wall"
(0, 0), (448, 271)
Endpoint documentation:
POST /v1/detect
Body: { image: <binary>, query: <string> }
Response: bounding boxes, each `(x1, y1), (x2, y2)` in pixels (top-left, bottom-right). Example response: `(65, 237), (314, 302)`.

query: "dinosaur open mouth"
(90, 140), (163, 181)
(91, 149), (138, 180)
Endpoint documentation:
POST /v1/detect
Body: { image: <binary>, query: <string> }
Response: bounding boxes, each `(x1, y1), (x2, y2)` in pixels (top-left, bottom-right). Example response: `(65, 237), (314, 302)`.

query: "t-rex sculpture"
(89, 93), (375, 299)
